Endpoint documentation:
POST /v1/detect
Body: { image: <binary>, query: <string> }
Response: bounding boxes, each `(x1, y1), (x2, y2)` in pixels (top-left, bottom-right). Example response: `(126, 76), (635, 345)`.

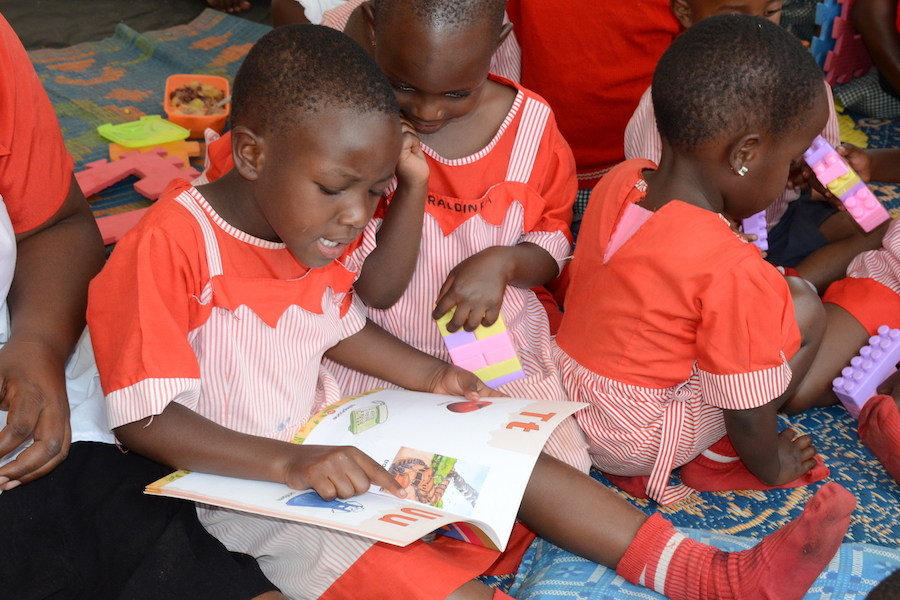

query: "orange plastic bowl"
(164, 74), (230, 138)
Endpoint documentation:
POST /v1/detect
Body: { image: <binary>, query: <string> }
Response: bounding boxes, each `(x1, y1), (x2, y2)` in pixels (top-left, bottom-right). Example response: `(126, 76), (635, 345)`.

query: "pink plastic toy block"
(803, 135), (889, 232)
(822, 2), (873, 86)
(741, 211), (768, 252)
(832, 325), (900, 419)
(76, 148), (200, 201)
(810, 150), (849, 183)
(436, 309), (526, 388)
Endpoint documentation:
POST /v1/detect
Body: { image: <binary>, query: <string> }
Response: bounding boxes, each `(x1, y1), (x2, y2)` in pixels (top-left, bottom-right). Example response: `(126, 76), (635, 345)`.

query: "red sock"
(615, 482), (854, 600)
(601, 472), (651, 499)
(858, 395), (900, 485)
(680, 435), (829, 492)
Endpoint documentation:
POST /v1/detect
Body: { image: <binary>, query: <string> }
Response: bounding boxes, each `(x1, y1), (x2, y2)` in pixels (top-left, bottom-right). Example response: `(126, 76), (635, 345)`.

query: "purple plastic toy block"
(741, 211), (768, 252)
(442, 329), (477, 350)
(832, 325), (900, 419)
(485, 371), (525, 388)
(803, 135), (889, 233)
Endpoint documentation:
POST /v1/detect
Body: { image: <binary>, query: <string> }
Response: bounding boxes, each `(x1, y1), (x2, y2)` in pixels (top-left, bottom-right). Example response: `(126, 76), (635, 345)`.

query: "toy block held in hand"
(803, 135), (889, 232)
(76, 148), (200, 201)
(436, 308), (526, 388)
(832, 325), (900, 419)
(741, 211), (768, 252)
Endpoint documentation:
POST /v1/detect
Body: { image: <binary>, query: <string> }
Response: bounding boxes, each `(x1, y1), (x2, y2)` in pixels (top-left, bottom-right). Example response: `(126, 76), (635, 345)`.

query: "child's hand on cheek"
(284, 445), (408, 500)
(787, 161), (811, 191)
(433, 248), (511, 332)
(396, 117), (429, 189)
(774, 428), (819, 483)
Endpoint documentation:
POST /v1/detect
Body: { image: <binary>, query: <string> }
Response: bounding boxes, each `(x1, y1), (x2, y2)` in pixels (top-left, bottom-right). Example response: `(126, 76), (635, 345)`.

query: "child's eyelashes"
(318, 185), (342, 196)
(391, 82), (415, 93)
(445, 92), (470, 99)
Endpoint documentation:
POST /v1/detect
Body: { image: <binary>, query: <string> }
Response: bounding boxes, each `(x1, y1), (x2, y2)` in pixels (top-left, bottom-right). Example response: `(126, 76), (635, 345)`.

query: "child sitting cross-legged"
(624, 0), (887, 293)
(88, 24), (855, 600)
(555, 14), (838, 506)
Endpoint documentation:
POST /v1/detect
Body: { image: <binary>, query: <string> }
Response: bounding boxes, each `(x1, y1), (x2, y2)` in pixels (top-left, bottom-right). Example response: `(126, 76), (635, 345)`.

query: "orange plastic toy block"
(108, 140), (203, 167)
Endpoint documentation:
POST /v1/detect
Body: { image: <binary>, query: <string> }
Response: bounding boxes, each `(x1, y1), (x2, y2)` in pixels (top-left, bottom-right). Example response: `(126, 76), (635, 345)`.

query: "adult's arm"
(853, 0), (900, 96)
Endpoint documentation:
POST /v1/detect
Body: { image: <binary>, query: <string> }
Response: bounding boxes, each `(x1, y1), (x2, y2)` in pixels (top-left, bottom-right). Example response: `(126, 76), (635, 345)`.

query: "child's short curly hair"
(652, 14), (824, 152)
(230, 24), (398, 136)
(371, 0), (506, 37)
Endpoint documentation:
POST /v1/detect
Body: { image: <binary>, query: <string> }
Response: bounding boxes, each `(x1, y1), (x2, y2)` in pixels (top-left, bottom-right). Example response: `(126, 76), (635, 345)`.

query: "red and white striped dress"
(623, 83), (841, 230)
(89, 181), (379, 599)
(823, 217), (900, 334)
(554, 160), (802, 505)
(322, 0), (522, 82)
(329, 78), (591, 472)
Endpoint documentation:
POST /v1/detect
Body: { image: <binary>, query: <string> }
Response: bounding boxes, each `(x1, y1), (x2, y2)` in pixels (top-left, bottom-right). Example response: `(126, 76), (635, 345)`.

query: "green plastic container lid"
(97, 115), (191, 148)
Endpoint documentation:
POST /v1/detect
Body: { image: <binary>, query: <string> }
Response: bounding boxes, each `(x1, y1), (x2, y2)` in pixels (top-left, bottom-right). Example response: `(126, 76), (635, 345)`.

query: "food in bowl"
(169, 81), (227, 116)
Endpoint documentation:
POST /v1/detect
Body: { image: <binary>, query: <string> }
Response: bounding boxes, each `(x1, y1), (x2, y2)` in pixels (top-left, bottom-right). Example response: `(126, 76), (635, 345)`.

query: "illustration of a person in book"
(286, 492), (364, 513)
(386, 448), (480, 509)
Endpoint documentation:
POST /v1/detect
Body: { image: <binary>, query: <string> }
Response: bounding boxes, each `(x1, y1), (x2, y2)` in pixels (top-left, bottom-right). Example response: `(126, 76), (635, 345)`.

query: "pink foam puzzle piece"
(741, 211), (768, 252)
(823, 6), (873, 86)
(833, 325), (900, 419)
(76, 148), (200, 201)
(95, 207), (151, 245)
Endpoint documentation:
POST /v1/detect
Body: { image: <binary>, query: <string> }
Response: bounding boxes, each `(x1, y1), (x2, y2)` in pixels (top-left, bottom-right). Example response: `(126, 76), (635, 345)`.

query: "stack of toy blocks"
(803, 135), (889, 232)
(436, 308), (526, 388)
(811, 0), (872, 85)
(742, 211), (768, 252)
(833, 325), (900, 419)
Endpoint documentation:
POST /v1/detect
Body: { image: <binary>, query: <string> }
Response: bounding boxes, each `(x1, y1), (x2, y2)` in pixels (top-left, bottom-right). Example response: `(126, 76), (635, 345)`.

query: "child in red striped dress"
(88, 23), (856, 600)
(623, 0), (885, 293)
(556, 15), (836, 506)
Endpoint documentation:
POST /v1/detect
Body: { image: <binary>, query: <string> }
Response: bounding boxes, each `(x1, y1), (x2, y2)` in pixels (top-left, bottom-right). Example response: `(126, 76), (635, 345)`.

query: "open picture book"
(146, 389), (585, 551)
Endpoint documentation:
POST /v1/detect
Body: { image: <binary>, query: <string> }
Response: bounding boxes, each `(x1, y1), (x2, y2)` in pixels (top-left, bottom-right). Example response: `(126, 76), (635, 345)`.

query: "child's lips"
(410, 119), (444, 134)
(317, 237), (349, 259)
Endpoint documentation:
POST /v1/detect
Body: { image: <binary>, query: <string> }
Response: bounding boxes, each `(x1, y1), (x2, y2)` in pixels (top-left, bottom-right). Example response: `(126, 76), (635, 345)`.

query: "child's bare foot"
(207, 0), (252, 13)
(617, 482), (855, 600)
(680, 435), (830, 492)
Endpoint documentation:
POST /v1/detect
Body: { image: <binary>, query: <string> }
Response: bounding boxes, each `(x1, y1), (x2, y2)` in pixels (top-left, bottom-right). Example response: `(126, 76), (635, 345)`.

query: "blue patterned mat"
(27, 9), (271, 217)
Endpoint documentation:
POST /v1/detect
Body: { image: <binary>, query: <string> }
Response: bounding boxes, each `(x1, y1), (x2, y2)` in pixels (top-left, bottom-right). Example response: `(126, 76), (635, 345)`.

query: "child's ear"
(730, 133), (761, 177)
(361, 1), (376, 47)
(497, 22), (514, 49)
(231, 125), (264, 182)
(671, 0), (695, 28)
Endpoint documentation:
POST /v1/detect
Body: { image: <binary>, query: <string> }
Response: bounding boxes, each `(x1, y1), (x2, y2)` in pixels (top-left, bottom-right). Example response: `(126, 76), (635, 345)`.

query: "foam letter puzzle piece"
(95, 207), (150, 245)
(833, 325), (900, 419)
(436, 308), (526, 387)
(803, 135), (889, 232)
(109, 140), (203, 167)
(76, 148), (200, 201)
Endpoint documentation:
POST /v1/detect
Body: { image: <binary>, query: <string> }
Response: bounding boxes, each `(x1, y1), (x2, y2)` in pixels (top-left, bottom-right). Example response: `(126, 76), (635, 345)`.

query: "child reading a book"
(201, 0), (589, 470)
(623, 0), (886, 294)
(555, 15), (835, 506)
(88, 24), (856, 600)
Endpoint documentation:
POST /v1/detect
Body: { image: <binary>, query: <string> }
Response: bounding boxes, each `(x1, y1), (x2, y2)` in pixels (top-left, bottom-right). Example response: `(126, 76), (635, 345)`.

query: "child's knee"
(788, 276), (826, 345)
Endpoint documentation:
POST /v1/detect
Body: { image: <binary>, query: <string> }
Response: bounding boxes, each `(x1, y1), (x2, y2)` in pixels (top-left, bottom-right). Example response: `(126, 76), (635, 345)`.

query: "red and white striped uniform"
(845, 217), (900, 293)
(329, 79), (591, 472)
(554, 160), (801, 505)
(88, 181), (377, 599)
(623, 83), (841, 230)
(322, 0), (522, 82)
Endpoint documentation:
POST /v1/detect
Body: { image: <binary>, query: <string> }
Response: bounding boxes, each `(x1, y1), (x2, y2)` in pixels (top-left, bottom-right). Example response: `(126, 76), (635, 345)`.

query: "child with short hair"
(88, 23), (856, 600)
(318, 0), (590, 471)
(624, 0), (885, 293)
(556, 14), (835, 506)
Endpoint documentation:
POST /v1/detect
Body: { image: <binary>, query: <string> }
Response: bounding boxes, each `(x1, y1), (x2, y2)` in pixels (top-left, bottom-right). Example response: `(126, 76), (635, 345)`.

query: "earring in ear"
(371, 39), (376, 46)
(737, 166), (748, 177)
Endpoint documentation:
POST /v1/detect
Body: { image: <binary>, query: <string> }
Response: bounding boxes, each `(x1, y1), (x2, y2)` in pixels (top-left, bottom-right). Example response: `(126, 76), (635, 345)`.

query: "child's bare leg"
(446, 580), (495, 600)
(794, 212), (887, 293)
(254, 593), (289, 600)
(520, 454), (854, 600)
(206, 0), (252, 13)
(786, 302), (870, 412)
